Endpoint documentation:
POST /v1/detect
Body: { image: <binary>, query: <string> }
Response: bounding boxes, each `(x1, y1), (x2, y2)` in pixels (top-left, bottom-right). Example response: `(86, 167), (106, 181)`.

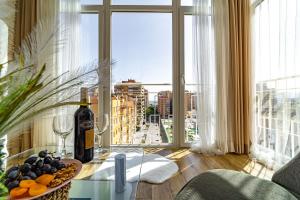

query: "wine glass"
(52, 115), (74, 156)
(95, 114), (109, 153)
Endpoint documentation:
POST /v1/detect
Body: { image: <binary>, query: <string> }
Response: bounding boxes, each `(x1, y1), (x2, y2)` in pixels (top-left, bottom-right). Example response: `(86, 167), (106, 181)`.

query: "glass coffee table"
(5, 146), (144, 200)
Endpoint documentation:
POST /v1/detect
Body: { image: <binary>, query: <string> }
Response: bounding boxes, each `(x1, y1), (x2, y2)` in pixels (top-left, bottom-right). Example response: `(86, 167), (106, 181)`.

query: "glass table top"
(5, 146), (144, 200)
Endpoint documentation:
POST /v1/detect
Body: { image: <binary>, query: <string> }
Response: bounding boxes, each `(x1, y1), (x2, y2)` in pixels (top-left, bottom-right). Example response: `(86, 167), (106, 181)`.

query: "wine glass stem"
(62, 136), (66, 155)
(98, 135), (102, 149)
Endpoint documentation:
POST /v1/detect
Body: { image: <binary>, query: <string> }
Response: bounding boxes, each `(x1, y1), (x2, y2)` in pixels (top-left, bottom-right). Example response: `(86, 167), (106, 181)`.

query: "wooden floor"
(136, 148), (273, 200)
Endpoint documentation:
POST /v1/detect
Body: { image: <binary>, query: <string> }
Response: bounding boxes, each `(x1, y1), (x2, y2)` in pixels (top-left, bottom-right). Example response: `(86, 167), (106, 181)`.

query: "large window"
(81, 0), (194, 147)
(111, 12), (173, 145)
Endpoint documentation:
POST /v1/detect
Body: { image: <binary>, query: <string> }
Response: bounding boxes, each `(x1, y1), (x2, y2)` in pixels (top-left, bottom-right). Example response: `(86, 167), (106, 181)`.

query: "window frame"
(80, 0), (194, 148)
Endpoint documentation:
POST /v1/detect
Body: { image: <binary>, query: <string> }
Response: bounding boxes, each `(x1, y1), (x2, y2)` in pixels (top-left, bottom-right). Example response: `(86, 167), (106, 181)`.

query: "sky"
(79, 1), (195, 100)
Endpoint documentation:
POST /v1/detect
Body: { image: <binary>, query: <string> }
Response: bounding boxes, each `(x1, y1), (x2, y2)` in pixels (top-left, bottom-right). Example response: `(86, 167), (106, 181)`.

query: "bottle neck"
(80, 88), (89, 107)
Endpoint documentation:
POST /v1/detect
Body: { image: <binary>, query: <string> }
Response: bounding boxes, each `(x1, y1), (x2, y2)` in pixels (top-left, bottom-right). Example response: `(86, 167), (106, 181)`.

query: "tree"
(146, 104), (155, 120)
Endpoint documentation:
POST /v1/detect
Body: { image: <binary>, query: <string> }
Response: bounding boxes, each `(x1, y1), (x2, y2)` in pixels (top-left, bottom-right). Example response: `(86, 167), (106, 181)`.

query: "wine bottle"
(74, 87), (94, 163)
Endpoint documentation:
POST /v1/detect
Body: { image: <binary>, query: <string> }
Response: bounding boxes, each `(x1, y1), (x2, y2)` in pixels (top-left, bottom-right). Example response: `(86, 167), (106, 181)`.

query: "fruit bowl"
(9, 159), (82, 200)
(4, 150), (82, 200)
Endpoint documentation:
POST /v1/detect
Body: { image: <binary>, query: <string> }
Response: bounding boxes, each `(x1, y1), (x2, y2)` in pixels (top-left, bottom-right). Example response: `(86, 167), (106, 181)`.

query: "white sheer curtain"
(191, 0), (217, 154)
(56, 0), (81, 148)
(191, 0), (234, 154)
(32, 0), (81, 147)
(252, 0), (300, 169)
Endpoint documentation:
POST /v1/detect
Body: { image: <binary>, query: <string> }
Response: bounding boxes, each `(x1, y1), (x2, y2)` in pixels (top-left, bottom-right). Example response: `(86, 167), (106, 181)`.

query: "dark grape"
(50, 167), (57, 174)
(36, 159), (44, 168)
(26, 171), (37, 179)
(24, 156), (38, 164)
(31, 164), (37, 172)
(54, 157), (61, 160)
(50, 160), (60, 168)
(5, 166), (19, 176)
(20, 163), (31, 173)
(38, 150), (47, 158)
(44, 156), (52, 164)
(57, 162), (65, 170)
(42, 164), (52, 173)
(35, 168), (42, 177)
(7, 170), (19, 179)
(21, 176), (31, 180)
(4, 178), (12, 186)
(7, 180), (19, 191)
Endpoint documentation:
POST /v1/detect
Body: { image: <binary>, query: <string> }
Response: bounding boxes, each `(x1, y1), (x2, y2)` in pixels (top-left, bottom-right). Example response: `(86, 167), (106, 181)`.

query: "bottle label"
(85, 129), (94, 149)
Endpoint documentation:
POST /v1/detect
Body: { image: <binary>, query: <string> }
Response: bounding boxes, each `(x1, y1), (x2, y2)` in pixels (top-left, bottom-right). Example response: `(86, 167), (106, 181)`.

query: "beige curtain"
(14, 0), (37, 48)
(227, 0), (252, 154)
(31, 0), (59, 148)
(7, 0), (38, 156)
(7, 0), (59, 155)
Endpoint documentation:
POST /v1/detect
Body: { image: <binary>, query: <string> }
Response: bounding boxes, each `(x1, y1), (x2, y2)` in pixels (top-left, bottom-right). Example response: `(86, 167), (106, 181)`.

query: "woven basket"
(38, 183), (71, 200)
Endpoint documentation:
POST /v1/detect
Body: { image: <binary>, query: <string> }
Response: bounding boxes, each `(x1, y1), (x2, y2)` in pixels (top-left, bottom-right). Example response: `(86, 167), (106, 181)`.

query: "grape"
(5, 166), (19, 176)
(38, 150), (48, 158)
(20, 163), (31, 173)
(42, 164), (52, 173)
(24, 156), (38, 165)
(57, 162), (65, 170)
(36, 159), (44, 168)
(35, 168), (42, 177)
(21, 176), (31, 180)
(50, 160), (60, 168)
(54, 156), (61, 160)
(44, 156), (52, 164)
(4, 178), (12, 186)
(50, 167), (57, 174)
(7, 180), (19, 191)
(31, 164), (37, 172)
(7, 170), (19, 180)
(26, 171), (37, 179)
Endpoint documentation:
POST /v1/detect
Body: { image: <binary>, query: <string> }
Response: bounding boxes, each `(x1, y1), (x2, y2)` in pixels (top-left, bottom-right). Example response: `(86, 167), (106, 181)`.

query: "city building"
(114, 79), (146, 130)
(111, 95), (137, 144)
(144, 89), (149, 110)
(157, 91), (173, 118)
(184, 91), (197, 117)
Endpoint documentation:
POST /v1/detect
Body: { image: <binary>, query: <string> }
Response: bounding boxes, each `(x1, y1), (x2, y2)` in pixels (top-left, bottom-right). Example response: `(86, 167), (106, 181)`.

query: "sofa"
(176, 153), (300, 200)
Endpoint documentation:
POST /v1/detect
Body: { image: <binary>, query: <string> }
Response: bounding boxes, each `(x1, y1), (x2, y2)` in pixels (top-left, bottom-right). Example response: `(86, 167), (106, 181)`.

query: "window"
(80, 1), (194, 147)
(181, 0), (193, 6)
(111, 12), (173, 145)
(80, 14), (99, 67)
(184, 15), (198, 142)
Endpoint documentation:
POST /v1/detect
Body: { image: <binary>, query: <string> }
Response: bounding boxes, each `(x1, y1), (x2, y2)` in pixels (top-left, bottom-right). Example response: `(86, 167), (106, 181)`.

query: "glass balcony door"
(111, 12), (173, 145)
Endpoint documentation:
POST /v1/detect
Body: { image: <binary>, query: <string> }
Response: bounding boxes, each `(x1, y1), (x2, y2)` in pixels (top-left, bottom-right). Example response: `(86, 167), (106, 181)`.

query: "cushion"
(176, 169), (297, 200)
(272, 152), (300, 197)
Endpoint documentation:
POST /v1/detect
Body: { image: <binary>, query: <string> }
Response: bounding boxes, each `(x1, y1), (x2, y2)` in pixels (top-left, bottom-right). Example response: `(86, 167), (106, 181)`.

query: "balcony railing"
(255, 75), (300, 159)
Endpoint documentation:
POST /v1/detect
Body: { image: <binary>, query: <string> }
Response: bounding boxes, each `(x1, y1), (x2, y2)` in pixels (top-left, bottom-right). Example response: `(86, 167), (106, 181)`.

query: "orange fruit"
(36, 174), (55, 186)
(10, 187), (28, 198)
(20, 180), (37, 188)
(28, 183), (47, 197)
